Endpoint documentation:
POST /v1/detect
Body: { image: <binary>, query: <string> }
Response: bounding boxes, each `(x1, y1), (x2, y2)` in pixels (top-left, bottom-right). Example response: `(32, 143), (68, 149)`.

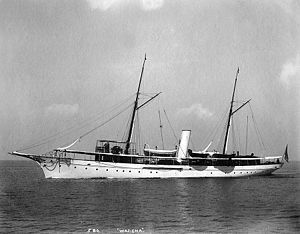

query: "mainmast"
(222, 67), (239, 154)
(124, 54), (147, 154)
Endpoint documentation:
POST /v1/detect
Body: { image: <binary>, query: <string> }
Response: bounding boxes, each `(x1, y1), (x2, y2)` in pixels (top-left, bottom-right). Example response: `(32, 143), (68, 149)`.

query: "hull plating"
(39, 159), (283, 179)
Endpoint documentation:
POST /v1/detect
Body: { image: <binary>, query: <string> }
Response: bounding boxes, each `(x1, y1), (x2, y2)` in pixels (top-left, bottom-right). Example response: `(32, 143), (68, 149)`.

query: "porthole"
(74, 166), (76, 169)
(96, 168), (98, 170)
(129, 171), (131, 173)
(150, 171), (152, 173)
(116, 170), (118, 172)
(138, 171), (141, 173)
(156, 172), (158, 174)
(85, 168), (87, 170)
(211, 172), (212, 174)
(123, 170), (125, 172)
(59, 165), (61, 167)
(234, 172), (235, 174)
(106, 169), (108, 171)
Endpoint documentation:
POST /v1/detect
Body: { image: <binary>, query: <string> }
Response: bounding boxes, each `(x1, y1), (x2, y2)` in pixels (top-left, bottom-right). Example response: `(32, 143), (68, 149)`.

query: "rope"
(43, 160), (59, 171)
(18, 94), (135, 151)
(217, 120), (228, 152)
(163, 109), (178, 143)
(203, 106), (228, 148)
(79, 103), (134, 139)
(249, 103), (267, 152)
(231, 117), (237, 152)
(236, 114), (241, 152)
(122, 107), (133, 142)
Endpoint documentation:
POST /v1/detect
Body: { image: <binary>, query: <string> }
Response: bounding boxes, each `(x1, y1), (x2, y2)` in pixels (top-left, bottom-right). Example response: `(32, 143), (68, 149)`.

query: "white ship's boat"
(143, 148), (177, 157)
(9, 58), (288, 178)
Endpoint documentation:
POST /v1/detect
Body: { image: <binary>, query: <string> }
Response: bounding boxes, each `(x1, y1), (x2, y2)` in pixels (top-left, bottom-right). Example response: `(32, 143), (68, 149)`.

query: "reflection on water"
(0, 160), (299, 233)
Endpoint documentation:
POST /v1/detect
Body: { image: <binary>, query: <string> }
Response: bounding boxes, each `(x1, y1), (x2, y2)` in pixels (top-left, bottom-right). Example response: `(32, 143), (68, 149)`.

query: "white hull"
(39, 159), (283, 179)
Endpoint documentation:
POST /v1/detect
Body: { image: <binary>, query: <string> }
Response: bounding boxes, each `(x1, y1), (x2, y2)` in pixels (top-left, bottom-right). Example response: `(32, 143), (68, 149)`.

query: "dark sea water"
(0, 160), (299, 233)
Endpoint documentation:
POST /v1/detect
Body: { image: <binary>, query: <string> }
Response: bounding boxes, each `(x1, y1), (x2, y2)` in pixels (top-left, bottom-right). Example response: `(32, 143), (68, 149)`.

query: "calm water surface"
(0, 159), (299, 233)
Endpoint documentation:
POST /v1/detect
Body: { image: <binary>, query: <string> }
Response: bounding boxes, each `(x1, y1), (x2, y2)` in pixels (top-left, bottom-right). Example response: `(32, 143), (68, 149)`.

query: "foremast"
(222, 67), (239, 154)
(124, 54), (147, 154)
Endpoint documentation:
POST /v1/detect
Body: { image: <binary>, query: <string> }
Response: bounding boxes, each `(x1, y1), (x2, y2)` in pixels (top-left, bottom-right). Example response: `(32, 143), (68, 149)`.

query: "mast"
(222, 67), (239, 154)
(125, 54), (147, 154)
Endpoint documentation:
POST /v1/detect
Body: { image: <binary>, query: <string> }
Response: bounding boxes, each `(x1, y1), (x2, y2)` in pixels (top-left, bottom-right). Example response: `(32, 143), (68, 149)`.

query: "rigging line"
(19, 95), (134, 151)
(245, 116), (249, 155)
(217, 121), (228, 152)
(116, 103), (133, 140)
(249, 103), (267, 152)
(158, 110), (165, 149)
(18, 94), (135, 151)
(248, 105), (262, 149)
(20, 102), (134, 152)
(82, 93), (135, 124)
(79, 103), (134, 139)
(232, 113), (241, 152)
(203, 106), (228, 146)
(132, 112), (138, 153)
(116, 112), (128, 140)
(231, 116), (237, 152)
(122, 106), (134, 142)
(163, 109), (178, 143)
(216, 108), (230, 138)
(237, 115), (241, 152)
(136, 112), (142, 154)
(137, 112), (144, 154)
(139, 121), (147, 150)
(249, 104), (264, 150)
(122, 114), (131, 142)
(200, 106), (228, 151)
(232, 88), (239, 135)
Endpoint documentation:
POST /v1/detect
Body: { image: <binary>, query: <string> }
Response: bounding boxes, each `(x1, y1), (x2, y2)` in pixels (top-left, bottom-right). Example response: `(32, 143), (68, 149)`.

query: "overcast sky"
(0, 0), (299, 160)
